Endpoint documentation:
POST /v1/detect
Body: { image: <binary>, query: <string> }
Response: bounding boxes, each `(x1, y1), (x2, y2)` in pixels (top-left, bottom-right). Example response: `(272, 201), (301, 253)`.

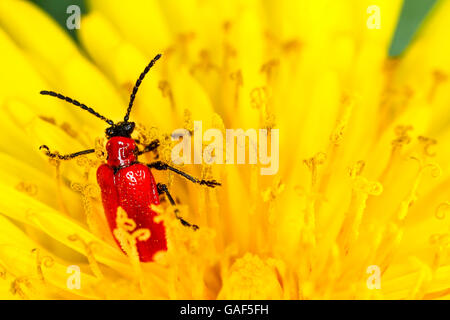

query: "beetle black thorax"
(105, 121), (136, 138)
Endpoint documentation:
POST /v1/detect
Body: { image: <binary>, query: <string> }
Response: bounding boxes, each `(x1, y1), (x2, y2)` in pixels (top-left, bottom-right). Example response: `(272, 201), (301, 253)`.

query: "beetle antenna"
(124, 53), (162, 122)
(40, 90), (114, 125)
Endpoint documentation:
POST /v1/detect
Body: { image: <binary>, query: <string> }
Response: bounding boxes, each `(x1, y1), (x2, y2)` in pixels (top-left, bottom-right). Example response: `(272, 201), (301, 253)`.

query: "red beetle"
(39, 54), (220, 262)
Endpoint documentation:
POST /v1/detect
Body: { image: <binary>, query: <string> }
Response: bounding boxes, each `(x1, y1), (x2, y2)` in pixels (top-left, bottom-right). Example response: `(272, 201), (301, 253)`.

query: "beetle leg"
(136, 139), (160, 156)
(148, 161), (221, 188)
(156, 183), (199, 231)
(39, 145), (95, 160)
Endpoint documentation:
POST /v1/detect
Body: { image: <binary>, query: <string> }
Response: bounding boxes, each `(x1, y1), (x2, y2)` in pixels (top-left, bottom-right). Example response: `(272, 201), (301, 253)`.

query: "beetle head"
(105, 121), (135, 138)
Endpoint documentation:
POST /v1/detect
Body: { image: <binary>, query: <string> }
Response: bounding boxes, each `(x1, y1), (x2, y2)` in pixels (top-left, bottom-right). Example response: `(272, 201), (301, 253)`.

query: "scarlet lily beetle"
(39, 54), (220, 262)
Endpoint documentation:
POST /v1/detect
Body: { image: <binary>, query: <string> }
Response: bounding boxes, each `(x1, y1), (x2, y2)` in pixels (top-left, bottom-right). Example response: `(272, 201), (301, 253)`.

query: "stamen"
(260, 59), (280, 83)
(429, 233), (449, 271)
(330, 94), (355, 145)
(39, 116), (78, 138)
(0, 264), (7, 279)
(218, 253), (283, 299)
(262, 178), (285, 224)
(211, 113), (226, 133)
(352, 177), (383, 196)
(183, 109), (194, 133)
(409, 156), (442, 178)
(417, 136), (437, 158)
(71, 182), (100, 231)
(222, 22), (237, 69)
(392, 125), (413, 150)
(230, 70), (243, 109)
(408, 258), (432, 299)
(113, 208), (150, 293)
(68, 234), (103, 279)
(10, 277), (33, 300)
(250, 87), (275, 129)
(31, 248), (54, 284)
(53, 161), (69, 215)
(39, 116), (56, 125)
(15, 181), (38, 197)
(383, 58), (400, 81)
(338, 168), (383, 255)
(191, 50), (219, 74)
(75, 156), (97, 179)
(250, 87), (268, 110)
(428, 70), (448, 103)
(135, 123), (160, 147)
(177, 32), (196, 54)
(94, 138), (107, 162)
(348, 161), (366, 178)
(429, 233), (447, 246)
(60, 122), (78, 138)
(374, 223), (403, 277)
(158, 80), (176, 109)
(264, 32), (302, 54)
(223, 20), (232, 33)
(396, 157), (440, 222)
(282, 39), (302, 54)
(377, 59), (406, 134)
(435, 202), (450, 220)
(115, 207), (137, 232)
(303, 152), (327, 188)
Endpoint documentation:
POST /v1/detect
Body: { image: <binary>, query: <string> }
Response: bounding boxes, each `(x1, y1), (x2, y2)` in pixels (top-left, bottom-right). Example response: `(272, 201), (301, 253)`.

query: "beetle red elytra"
(39, 54), (220, 262)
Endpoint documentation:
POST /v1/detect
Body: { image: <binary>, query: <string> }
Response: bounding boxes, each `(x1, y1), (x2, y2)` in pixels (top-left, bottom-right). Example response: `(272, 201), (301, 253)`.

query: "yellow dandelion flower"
(0, 0), (449, 300)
